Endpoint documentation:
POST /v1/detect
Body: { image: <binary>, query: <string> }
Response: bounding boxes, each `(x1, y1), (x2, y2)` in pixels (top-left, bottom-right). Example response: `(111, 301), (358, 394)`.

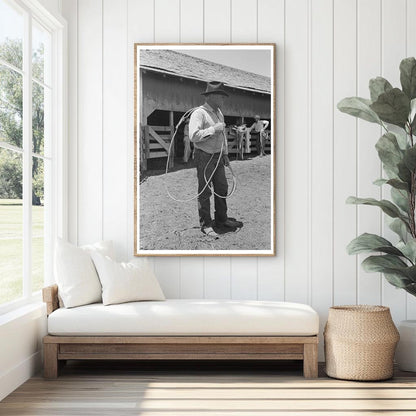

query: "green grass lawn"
(0, 199), (44, 305)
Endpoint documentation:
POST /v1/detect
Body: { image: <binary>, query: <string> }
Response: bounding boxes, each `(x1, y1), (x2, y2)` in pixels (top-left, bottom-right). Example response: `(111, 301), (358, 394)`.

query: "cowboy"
(232, 118), (248, 160)
(249, 115), (269, 156)
(189, 81), (243, 238)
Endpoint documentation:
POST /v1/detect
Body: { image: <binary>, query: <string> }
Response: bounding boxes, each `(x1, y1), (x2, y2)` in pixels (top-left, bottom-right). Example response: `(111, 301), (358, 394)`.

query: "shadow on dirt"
(213, 221), (244, 235)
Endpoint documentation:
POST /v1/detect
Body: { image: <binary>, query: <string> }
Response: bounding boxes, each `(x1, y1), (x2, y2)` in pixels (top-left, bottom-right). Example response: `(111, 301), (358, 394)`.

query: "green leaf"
(394, 130), (410, 150)
(403, 146), (416, 172)
(410, 98), (416, 126)
(373, 178), (388, 186)
(361, 255), (415, 287)
(375, 132), (404, 173)
(386, 179), (410, 191)
(411, 99), (416, 133)
(400, 57), (416, 100)
(391, 187), (409, 213)
(347, 233), (404, 256)
(384, 166), (400, 180)
(383, 271), (412, 288)
(404, 283), (416, 296)
(362, 254), (408, 272)
(389, 217), (410, 241)
(346, 196), (406, 219)
(402, 265), (416, 282)
(337, 97), (382, 125)
(397, 161), (412, 185)
(373, 178), (409, 191)
(370, 88), (410, 128)
(369, 77), (393, 102)
(397, 240), (416, 264)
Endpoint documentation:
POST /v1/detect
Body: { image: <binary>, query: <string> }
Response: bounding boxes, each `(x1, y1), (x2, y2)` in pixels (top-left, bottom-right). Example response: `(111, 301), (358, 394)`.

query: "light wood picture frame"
(134, 43), (276, 256)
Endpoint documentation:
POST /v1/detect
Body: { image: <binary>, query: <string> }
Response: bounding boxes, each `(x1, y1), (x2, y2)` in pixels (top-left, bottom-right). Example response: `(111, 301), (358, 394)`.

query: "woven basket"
(324, 305), (399, 381)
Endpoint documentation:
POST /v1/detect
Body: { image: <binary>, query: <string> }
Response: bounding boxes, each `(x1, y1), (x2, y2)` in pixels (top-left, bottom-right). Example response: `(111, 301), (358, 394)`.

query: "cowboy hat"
(201, 81), (229, 96)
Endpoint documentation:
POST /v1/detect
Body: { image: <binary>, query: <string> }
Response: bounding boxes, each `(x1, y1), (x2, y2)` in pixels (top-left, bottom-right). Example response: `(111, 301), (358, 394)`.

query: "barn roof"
(139, 49), (271, 95)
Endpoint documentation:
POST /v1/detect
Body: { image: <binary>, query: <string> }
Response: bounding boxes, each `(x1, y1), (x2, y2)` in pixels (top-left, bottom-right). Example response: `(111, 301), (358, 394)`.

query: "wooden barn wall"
(61, 0), (416, 359)
(142, 71), (271, 120)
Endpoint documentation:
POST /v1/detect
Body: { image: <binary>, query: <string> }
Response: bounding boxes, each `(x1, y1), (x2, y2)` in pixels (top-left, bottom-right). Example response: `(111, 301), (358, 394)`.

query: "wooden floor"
(1, 360), (416, 415)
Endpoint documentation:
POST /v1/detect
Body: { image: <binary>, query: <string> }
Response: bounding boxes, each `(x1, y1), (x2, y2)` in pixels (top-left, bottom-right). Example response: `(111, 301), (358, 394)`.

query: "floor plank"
(1, 361), (416, 415)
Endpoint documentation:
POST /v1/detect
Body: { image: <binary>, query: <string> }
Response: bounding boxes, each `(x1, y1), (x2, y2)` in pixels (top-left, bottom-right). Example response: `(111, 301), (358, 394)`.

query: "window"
(0, 0), (66, 312)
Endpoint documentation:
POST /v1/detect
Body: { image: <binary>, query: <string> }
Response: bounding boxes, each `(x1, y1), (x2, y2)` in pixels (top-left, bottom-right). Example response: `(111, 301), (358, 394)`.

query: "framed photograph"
(134, 44), (276, 256)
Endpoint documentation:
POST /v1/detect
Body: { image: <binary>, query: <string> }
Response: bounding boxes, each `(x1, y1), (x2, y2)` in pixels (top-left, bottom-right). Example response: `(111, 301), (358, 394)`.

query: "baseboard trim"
(0, 350), (42, 401)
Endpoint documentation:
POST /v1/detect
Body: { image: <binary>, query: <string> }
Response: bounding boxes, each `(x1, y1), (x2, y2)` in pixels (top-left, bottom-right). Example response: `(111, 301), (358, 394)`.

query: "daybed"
(42, 284), (320, 379)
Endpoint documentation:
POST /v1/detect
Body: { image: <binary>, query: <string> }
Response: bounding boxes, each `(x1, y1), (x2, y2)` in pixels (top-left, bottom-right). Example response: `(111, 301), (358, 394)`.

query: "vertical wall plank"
(155, 0), (180, 42)
(204, 258), (231, 298)
(102, 0), (128, 260)
(61, 0), (78, 245)
(284, 0), (309, 304)
(204, 0), (231, 42)
(179, 0), (205, 298)
(333, 0), (357, 305)
(310, 0), (333, 359)
(257, 0), (285, 301)
(180, 0), (203, 43)
(230, 0), (257, 42)
(381, 0), (407, 323)
(154, 259), (181, 298)
(231, 258), (258, 299)
(407, 0), (416, 54)
(77, 0), (103, 245)
(229, 0), (259, 300)
(180, 258), (204, 298)
(127, 0), (154, 261)
(258, 257), (283, 300)
(407, 0), (416, 319)
(203, 0), (232, 299)
(152, 0), (181, 298)
(356, 0), (382, 305)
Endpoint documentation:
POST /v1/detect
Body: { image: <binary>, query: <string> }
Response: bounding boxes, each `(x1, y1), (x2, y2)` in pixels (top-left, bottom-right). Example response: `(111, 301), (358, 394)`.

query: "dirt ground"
(138, 155), (272, 251)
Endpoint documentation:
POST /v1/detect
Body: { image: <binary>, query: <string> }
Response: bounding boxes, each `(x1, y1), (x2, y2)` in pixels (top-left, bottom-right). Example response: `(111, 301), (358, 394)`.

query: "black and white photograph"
(134, 44), (275, 256)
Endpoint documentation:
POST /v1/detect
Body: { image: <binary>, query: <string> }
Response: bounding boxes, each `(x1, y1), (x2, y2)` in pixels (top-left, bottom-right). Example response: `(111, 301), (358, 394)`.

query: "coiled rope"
(163, 107), (237, 203)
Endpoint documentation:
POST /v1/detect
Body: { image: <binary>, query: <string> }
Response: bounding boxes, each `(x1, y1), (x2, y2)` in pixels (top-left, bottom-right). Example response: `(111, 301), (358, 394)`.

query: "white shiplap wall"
(61, 0), (416, 357)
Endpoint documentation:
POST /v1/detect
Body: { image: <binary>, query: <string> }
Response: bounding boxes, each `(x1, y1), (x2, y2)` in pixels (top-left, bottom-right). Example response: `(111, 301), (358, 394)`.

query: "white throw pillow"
(81, 240), (115, 259)
(54, 239), (114, 308)
(90, 252), (165, 306)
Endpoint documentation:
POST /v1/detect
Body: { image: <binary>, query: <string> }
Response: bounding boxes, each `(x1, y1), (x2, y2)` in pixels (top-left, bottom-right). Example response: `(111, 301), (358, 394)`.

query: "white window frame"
(0, 0), (67, 315)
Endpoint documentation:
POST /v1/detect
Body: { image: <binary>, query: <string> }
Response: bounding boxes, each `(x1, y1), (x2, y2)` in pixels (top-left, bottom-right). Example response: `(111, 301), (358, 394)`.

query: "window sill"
(0, 291), (42, 315)
(0, 298), (45, 327)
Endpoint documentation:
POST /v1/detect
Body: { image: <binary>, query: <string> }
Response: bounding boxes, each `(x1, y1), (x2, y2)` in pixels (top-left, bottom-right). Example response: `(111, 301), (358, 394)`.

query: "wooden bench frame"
(42, 285), (319, 379)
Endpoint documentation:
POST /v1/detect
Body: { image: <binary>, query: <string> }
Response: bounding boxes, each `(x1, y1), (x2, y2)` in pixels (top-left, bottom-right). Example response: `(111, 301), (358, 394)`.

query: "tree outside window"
(0, 0), (52, 306)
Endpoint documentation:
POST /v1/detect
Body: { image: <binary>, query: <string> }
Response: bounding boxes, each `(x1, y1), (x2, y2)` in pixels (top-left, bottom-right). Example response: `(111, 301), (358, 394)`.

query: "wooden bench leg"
(303, 343), (318, 379)
(44, 343), (59, 379)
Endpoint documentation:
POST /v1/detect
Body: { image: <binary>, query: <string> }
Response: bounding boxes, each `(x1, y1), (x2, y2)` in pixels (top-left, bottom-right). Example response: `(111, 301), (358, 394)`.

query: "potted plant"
(337, 57), (416, 372)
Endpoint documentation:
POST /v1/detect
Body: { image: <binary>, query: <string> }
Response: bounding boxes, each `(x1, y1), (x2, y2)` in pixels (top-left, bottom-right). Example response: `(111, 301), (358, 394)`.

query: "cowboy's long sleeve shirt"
(189, 103), (228, 155)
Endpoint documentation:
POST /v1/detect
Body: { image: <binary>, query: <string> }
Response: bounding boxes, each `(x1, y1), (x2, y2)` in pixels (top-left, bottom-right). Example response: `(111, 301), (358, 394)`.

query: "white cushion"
(54, 239), (114, 308)
(81, 240), (115, 259)
(47, 299), (319, 336)
(90, 253), (165, 306)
